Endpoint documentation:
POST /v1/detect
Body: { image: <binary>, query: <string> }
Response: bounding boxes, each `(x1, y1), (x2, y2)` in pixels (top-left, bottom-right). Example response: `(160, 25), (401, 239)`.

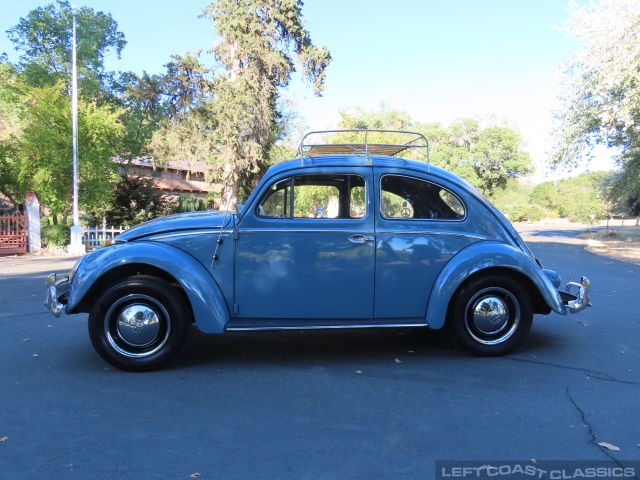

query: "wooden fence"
(0, 212), (27, 255)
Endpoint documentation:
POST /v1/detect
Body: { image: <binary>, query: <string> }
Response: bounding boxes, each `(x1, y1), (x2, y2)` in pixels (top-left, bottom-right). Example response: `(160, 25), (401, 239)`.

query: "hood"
(114, 211), (235, 243)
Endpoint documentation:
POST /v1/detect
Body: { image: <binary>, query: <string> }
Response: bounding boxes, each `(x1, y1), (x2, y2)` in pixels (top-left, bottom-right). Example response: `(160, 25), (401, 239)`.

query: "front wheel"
(88, 277), (190, 371)
(448, 275), (533, 356)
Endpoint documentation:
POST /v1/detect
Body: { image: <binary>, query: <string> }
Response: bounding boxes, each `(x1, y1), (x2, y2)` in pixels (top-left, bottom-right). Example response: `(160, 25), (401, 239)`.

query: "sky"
(0, 0), (616, 182)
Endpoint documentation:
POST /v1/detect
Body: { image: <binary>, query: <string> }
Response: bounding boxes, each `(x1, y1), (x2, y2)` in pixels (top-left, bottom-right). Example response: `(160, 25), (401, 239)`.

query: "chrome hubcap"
(104, 294), (171, 358)
(472, 296), (509, 335)
(466, 287), (520, 345)
(116, 304), (161, 347)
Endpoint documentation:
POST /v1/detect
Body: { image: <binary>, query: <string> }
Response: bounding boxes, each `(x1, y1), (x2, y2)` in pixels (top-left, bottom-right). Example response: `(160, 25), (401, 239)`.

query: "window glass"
(257, 175), (366, 219)
(350, 186), (366, 218)
(258, 179), (290, 218)
(380, 175), (465, 220)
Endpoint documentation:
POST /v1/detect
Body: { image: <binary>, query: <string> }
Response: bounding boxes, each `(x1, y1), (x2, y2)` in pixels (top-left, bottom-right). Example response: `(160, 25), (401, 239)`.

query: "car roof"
(267, 155), (471, 190)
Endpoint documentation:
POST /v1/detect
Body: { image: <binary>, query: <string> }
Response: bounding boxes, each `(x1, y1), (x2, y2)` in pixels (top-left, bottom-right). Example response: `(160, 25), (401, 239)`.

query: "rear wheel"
(88, 277), (190, 371)
(448, 275), (533, 356)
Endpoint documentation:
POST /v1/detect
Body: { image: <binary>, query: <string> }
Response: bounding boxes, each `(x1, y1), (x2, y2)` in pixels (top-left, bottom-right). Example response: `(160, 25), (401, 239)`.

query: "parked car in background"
(45, 130), (591, 371)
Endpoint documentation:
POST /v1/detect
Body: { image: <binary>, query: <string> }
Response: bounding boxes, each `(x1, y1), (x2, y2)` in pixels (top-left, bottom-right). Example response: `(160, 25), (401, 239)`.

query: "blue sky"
(0, 0), (612, 180)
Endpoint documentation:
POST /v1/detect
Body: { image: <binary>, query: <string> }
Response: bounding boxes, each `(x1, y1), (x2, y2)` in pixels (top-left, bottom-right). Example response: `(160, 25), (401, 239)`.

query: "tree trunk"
(221, 162), (239, 212)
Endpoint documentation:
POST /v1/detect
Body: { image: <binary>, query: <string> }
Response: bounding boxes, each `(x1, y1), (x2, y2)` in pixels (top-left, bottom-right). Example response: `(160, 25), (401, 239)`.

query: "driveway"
(0, 232), (638, 479)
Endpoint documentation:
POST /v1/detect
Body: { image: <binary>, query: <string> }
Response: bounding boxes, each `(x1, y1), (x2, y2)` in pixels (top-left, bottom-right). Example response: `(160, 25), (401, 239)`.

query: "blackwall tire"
(88, 277), (190, 371)
(448, 275), (533, 356)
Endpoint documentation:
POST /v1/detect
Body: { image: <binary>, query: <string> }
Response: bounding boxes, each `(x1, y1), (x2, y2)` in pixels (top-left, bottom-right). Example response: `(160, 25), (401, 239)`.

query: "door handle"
(349, 234), (374, 244)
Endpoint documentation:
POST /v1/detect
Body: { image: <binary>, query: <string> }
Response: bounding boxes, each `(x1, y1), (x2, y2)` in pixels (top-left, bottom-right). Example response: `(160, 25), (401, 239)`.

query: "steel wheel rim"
(104, 294), (171, 358)
(464, 287), (520, 345)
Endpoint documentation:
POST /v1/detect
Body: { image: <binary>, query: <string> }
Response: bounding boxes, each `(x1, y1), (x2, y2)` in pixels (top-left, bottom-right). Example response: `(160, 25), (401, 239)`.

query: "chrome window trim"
(378, 173), (467, 222)
(149, 230), (234, 241)
(255, 173), (368, 221)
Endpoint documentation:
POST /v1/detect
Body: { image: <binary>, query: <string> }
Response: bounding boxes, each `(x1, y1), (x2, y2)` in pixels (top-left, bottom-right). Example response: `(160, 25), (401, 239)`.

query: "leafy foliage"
(608, 148), (640, 216)
(100, 174), (172, 227)
(0, 60), (27, 206)
(1, 2), (130, 217)
(531, 171), (613, 223)
(552, 0), (640, 216)
(7, 0), (126, 97)
(41, 223), (71, 247)
(150, 0), (332, 211)
(14, 80), (123, 215)
(335, 106), (533, 195)
(175, 194), (210, 213)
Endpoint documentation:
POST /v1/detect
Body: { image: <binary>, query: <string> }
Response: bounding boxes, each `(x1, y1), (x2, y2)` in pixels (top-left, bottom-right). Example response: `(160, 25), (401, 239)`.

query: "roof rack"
(298, 129), (430, 167)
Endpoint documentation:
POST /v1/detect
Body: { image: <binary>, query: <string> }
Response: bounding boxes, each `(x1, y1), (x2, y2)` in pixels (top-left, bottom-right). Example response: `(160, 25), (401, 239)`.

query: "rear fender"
(426, 242), (564, 329)
(67, 242), (229, 334)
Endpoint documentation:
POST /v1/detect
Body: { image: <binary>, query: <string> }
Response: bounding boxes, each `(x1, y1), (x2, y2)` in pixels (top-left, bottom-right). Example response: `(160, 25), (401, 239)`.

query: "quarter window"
(380, 175), (465, 220)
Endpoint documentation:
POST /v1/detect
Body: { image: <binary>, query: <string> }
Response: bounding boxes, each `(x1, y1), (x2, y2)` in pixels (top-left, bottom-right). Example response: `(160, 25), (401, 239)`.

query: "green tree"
(6, 1), (155, 160)
(490, 178), (546, 223)
(470, 125), (534, 193)
(333, 106), (533, 195)
(552, 0), (640, 215)
(16, 80), (124, 215)
(532, 172), (613, 223)
(608, 149), (640, 216)
(0, 59), (27, 206)
(338, 103), (413, 131)
(152, 0), (332, 211)
(6, 0), (126, 97)
(100, 174), (172, 227)
(3, 2), (133, 216)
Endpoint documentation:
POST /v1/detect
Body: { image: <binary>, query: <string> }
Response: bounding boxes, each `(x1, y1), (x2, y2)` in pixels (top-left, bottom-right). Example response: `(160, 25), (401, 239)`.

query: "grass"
(580, 226), (640, 266)
(579, 226), (640, 243)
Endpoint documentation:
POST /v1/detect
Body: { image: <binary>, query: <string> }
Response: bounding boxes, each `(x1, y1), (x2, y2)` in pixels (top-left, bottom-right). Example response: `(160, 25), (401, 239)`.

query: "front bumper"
(44, 273), (70, 317)
(559, 276), (591, 314)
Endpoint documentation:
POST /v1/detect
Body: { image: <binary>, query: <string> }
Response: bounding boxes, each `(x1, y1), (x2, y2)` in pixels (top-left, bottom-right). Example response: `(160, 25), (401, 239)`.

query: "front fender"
(67, 242), (229, 334)
(426, 241), (564, 329)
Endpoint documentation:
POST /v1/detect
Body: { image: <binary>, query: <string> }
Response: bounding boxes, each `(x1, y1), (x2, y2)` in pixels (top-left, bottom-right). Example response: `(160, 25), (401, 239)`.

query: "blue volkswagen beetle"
(45, 130), (591, 371)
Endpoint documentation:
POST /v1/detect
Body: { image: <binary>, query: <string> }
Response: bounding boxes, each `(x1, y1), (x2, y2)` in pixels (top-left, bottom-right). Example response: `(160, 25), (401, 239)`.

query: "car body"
(45, 130), (591, 371)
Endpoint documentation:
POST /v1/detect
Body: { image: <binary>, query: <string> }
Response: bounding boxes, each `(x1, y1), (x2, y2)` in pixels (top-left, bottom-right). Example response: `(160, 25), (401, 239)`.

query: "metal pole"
(68, 4), (84, 254)
(72, 6), (78, 227)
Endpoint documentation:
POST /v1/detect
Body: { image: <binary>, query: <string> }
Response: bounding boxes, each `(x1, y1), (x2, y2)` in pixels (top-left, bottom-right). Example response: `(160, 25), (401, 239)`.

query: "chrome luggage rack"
(298, 129), (430, 167)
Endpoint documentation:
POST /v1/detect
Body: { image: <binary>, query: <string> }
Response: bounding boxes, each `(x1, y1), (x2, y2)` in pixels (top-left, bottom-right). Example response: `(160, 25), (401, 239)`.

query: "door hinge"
(233, 228), (239, 240)
(233, 303), (239, 314)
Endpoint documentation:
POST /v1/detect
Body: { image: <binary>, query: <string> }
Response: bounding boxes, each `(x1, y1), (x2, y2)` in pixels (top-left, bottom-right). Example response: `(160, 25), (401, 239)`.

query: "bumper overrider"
(559, 276), (591, 314)
(44, 273), (71, 318)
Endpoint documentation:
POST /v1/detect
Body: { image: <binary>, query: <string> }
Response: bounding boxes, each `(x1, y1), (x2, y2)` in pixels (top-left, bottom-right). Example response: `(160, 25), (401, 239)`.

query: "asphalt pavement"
(0, 232), (638, 480)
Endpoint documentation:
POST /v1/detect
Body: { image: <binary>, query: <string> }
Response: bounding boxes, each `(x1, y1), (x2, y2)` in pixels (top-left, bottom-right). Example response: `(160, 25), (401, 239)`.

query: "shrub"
(41, 224), (70, 247)
(501, 203), (546, 223)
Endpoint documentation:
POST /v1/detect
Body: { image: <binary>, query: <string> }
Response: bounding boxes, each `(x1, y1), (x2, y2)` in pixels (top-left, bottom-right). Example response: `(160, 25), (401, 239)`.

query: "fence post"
(25, 191), (41, 252)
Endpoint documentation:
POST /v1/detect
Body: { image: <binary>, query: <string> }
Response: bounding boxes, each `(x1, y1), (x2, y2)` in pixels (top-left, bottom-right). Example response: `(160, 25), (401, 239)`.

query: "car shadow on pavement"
(172, 326), (457, 368)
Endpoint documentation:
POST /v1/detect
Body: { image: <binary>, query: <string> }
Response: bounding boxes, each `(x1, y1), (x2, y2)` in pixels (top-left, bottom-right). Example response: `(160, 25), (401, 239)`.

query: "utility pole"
(67, 4), (85, 255)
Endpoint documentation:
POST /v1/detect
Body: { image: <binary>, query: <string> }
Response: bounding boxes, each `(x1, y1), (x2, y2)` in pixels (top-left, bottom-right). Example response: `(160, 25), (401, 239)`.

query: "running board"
(225, 318), (429, 332)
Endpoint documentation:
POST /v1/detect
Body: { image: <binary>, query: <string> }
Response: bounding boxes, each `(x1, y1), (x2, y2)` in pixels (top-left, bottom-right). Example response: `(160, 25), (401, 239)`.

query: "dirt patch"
(580, 227), (640, 266)
(515, 222), (640, 266)
(584, 241), (640, 265)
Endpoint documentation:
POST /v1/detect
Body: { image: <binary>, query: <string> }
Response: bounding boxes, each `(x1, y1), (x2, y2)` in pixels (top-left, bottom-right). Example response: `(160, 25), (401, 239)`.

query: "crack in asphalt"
(566, 387), (628, 468)
(507, 356), (640, 386)
(0, 311), (53, 320)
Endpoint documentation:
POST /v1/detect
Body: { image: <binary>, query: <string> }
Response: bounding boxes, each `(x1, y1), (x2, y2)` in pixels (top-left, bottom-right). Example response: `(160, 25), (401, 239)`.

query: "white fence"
(83, 225), (127, 249)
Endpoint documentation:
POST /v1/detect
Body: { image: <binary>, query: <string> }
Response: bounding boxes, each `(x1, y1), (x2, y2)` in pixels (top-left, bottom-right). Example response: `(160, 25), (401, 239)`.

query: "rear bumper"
(44, 273), (70, 317)
(559, 276), (591, 314)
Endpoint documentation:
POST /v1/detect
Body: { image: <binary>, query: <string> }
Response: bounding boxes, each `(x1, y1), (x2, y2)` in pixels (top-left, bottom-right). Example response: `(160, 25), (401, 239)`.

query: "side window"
(257, 175), (366, 219)
(380, 175), (465, 220)
(258, 179), (290, 218)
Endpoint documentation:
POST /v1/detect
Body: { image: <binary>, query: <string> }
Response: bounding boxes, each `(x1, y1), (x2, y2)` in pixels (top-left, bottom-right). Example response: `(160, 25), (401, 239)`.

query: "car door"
(373, 169), (480, 319)
(234, 168), (375, 319)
